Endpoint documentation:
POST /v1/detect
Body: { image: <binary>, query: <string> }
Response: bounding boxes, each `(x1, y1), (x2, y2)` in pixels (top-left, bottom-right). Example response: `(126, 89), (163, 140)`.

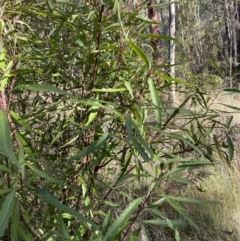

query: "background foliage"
(0, 1), (239, 241)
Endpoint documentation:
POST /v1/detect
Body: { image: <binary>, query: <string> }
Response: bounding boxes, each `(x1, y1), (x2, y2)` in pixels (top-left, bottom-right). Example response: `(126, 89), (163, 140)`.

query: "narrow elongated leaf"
(57, 210), (71, 239)
(127, 41), (150, 69)
(213, 135), (224, 161)
(224, 88), (240, 93)
(1, 60), (13, 91)
(0, 190), (16, 237)
(178, 160), (211, 168)
(208, 60), (223, 77)
(66, 133), (109, 162)
(17, 224), (33, 241)
(0, 165), (12, 173)
(85, 106), (99, 127)
(16, 132), (34, 155)
(18, 143), (25, 180)
(102, 210), (113, 235)
(141, 224), (152, 241)
(163, 193), (198, 230)
(162, 167), (185, 179)
(219, 104), (240, 111)
(148, 78), (161, 126)
(26, 162), (62, 184)
(10, 111), (32, 132)
(169, 177), (195, 185)
(175, 229), (180, 241)
(0, 110), (22, 169)
(226, 116), (233, 129)
(157, 73), (195, 86)
(33, 187), (98, 230)
(141, 34), (179, 42)
(13, 84), (70, 96)
(165, 195), (218, 204)
(227, 136), (234, 161)
(102, 197), (142, 241)
(148, 207), (164, 217)
(0, 189), (12, 195)
(11, 198), (20, 241)
(122, 83), (133, 100)
(92, 88), (126, 92)
(163, 95), (192, 129)
(126, 115), (150, 161)
(103, 23), (121, 32)
(142, 219), (187, 228)
(160, 131), (205, 158)
(131, 119), (153, 160)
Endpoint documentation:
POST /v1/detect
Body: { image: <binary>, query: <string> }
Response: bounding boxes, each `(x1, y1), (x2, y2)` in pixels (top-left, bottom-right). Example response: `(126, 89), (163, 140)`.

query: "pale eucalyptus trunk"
(169, 0), (176, 104)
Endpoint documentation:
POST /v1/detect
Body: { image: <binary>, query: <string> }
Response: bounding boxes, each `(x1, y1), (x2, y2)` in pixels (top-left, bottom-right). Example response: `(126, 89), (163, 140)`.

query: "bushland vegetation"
(0, 1), (240, 240)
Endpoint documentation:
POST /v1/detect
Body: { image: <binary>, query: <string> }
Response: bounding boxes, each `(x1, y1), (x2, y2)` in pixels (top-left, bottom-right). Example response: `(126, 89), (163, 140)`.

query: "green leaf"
(141, 34), (180, 43)
(124, 81), (134, 99)
(161, 131), (206, 158)
(13, 84), (71, 96)
(10, 111), (32, 132)
(0, 47), (6, 71)
(16, 132), (34, 155)
(11, 198), (20, 241)
(226, 116), (233, 129)
(0, 190), (16, 237)
(178, 160), (211, 168)
(103, 23), (121, 32)
(165, 195), (218, 204)
(33, 187), (98, 230)
(1, 60), (13, 91)
(18, 143), (25, 180)
(102, 200), (120, 208)
(141, 224), (153, 241)
(142, 219), (187, 228)
(66, 133), (109, 162)
(148, 78), (161, 126)
(131, 118), (153, 160)
(162, 95), (192, 129)
(175, 229), (180, 241)
(208, 60), (223, 78)
(227, 135), (234, 162)
(127, 41), (150, 69)
(102, 197), (142, 241)
(92, 88), (126, 92)
(0, 165), (12, 173)
(0, 110), (22, 170)
(102, 210), (113, 235)
(126, 115), (151, 161)
(148, 207), (164, 217)
(157, 73), (195, 86)
(162, 193), (199, 230)
(85, 105), (99, 127)
(17, 224), (33, 241)
(219, 104), (240, 111)
(58, 210), (71, 239)
(0, 189), (12, 195)
(169, 177), (195, 185)
(224, 88), (240, 93)
(26, 162), (62, 184)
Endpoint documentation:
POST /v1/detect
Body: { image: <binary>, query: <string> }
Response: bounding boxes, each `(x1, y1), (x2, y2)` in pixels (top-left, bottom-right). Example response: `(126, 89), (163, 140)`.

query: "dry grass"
(165, 89), (240, 240)
(138, 89), (240, 240)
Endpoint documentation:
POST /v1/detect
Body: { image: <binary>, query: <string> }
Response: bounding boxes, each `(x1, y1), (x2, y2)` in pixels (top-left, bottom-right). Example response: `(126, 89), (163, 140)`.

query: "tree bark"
(147, 0), (162, 64)
(169, 0), (176, 104)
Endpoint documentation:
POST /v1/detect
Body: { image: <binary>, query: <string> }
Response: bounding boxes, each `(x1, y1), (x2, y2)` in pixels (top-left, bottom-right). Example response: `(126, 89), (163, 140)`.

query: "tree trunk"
(224, 0), (232, 86)
(147, 0), (162, 64)
(169, 0), (176, 104)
